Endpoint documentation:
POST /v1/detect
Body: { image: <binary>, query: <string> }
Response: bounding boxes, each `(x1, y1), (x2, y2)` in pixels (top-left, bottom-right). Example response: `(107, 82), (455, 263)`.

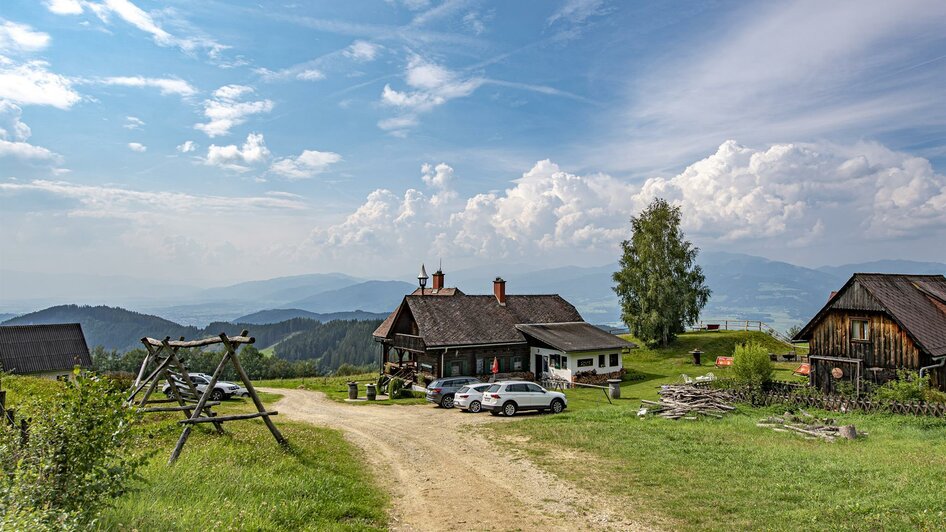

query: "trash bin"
(366, 383), (376, 401)
(690, 349), (703, 366)
(607, 379), (622, 400)
(347, 381), (358, 400)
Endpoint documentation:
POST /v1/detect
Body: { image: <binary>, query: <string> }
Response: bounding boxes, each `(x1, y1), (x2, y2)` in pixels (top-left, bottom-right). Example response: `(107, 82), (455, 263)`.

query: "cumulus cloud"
(344, 40), (381, 62)
(0, 20), (51, 53)
(270, 149), (342, 179)
(204, 132), (270, 172)
(0, 58), (81, 109)
(176, 140), (196, 153)
(195, 85), (273, 138)
(296, 69), (325, 81)
(96, 76), (197, 97)
(378, 55), (482, 134)
(0, 100), (61, 162)
(45, 0), (84, 15)
(308, 140), (946, 268)
(127, 142), (146, 152)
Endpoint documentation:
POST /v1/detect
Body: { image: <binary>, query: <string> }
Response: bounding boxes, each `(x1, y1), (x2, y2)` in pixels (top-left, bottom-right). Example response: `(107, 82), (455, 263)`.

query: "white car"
(162, 372), (248, 401)
(454, 383), (494, 413)
(481, 381), (568, 416)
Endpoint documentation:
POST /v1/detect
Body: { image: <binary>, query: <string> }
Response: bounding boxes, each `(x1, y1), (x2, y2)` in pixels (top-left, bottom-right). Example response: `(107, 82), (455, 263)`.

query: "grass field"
(487, 330), (946, 530)
(259, 374), (428, 406)
(2, 376), (389, 531)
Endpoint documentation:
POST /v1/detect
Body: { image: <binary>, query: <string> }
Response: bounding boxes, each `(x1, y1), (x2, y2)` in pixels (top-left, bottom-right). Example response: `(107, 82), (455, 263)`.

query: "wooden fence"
(713, 382), (946, 417)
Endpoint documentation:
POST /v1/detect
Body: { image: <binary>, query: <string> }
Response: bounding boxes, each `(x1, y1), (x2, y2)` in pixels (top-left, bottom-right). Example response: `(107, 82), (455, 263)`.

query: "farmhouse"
(793, 273), (946, 392)
(0, 323), (93, 379)
(373, 268), (635, 382)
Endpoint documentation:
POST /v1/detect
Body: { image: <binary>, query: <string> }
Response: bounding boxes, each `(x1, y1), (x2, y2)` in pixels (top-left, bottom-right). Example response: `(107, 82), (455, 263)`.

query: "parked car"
(425, 377), (481, 408)
(455, 383), (494, 413)
(481, 381), (567, 416)
(162, 373), (248, 401)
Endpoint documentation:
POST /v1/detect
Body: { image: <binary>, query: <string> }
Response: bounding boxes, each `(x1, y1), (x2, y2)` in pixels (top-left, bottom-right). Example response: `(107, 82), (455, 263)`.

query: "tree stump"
(839, 425), (857, 440)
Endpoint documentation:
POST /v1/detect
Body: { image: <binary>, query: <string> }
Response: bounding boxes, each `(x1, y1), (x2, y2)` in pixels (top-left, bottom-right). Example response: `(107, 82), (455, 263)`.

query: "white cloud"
(308, 140), (946, 269)
(204, 132), (270, 172)
(127, 142), (146, 152)
(195, 85), (273, 138)
(0, 20), (51, 53)
(44, 0), (84, 15)
(97, 76), (197, 97)
(270, 149), (342, 179)
(378, 55), (483, 133)
(0, 58), (81, 109)
(343, 40), (381, 62)
(547, 0), (607, 26)
(296, 69), (325, 81)
(0, 100), (61, 162)
(123, 115), (144, 129)
(176, 140), (196, 153)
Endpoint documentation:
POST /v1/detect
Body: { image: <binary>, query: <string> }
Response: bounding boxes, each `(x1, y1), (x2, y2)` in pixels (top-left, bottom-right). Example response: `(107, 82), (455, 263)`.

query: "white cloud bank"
(195, 85), (273, 138)
(96, 76), (197, 97)
(0, 100), (61, 162)
(270, 149), (342, 179)
(308, 140), (946, 269)
(0, 58), (81, 109)
(0, 19), (51, 54)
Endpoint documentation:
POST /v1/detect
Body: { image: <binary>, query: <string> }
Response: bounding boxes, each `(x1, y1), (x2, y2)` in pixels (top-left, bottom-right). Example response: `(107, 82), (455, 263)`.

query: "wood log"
(838, 425), (857, 440)
(179, 411), (278, 424)
(143, 335), (255, 348)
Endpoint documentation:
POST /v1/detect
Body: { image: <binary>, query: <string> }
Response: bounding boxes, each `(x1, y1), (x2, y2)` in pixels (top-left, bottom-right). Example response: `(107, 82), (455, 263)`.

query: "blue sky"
(1, 0), (945, 285)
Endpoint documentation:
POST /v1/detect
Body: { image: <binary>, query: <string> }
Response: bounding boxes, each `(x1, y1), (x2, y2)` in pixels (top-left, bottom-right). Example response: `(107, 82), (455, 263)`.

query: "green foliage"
(0, 372), (145, 528)
(92, 345), (319, 380)
(335, 363), (374, 376)
(612, 198), (710, 347)
(731, 341), (773, 388)
(388, 377), (411, 399)
(875, 370), (929, 403)
(275, 319), (382, 371)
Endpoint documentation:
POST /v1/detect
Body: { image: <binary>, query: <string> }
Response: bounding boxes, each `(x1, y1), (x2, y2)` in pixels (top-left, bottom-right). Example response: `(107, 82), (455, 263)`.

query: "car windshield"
(486, 384), (500, 393)
(429, 380), (445, 388)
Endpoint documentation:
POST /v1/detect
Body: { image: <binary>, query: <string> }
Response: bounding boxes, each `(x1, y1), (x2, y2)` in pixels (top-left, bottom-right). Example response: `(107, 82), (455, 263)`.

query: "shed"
(0, 323), (93, 378)
(792, 274), (946, 392)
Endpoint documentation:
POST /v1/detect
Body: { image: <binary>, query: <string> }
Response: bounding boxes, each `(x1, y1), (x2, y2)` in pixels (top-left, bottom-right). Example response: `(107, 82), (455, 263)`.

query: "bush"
(875, 370), (929, 403)
(387, 377), (412, 399)
(0, 371), (145, 528)
(732, 341), (773, 388)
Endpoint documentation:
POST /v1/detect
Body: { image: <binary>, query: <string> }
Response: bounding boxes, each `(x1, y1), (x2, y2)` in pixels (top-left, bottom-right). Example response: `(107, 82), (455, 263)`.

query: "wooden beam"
(140, 402), (221, 413)
(142, 335), (255, 348)
(179, 411), (278, 424)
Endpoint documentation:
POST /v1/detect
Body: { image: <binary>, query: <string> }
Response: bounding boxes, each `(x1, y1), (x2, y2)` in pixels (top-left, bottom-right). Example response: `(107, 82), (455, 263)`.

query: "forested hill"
(0, 306), (374, 369)
(275, 320), (382, 370)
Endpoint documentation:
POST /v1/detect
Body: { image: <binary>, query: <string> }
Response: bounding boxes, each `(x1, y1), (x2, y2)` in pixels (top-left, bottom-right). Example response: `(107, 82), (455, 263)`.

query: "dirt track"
(261, 388), (651, 532)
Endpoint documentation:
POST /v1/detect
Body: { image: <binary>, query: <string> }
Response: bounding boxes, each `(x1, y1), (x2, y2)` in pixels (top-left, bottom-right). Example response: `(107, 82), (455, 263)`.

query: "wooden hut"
(792, 274), (946, 392)
(0, 323), (93, 379)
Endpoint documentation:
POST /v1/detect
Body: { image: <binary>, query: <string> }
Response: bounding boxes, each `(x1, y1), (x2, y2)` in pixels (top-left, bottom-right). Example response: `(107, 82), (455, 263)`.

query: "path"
(261, 388), (652, 532)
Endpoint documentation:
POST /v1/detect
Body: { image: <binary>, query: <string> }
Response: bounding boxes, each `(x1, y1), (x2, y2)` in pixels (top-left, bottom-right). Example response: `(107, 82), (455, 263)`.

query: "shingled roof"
(390, 294), (584, 347)
(372, 287), (465, 339)
(516, 322), (636, 352)
(794, 274), (946, 357)
(0, 323), (93, 375)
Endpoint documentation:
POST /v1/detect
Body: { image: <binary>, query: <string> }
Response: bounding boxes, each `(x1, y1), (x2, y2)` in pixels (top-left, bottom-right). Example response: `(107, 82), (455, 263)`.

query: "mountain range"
(1, 254), (943, 334)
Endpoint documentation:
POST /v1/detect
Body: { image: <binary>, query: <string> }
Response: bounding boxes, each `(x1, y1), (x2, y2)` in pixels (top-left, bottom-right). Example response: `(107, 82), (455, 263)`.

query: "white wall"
(531, 347), (623, 381)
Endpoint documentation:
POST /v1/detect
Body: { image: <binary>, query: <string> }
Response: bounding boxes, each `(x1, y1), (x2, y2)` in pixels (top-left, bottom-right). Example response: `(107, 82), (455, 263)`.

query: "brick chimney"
(493, 277), (506, 305)
(432, 269), (445, 290)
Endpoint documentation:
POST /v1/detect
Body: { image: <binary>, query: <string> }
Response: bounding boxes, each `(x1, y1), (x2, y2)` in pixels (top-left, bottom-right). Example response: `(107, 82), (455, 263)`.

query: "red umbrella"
(491, 357), (500, 374)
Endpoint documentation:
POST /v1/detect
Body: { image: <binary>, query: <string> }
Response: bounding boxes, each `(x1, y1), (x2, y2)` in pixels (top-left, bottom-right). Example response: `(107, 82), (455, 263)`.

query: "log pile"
(756, 411), (863, 442)
(638, 385), (736, 420)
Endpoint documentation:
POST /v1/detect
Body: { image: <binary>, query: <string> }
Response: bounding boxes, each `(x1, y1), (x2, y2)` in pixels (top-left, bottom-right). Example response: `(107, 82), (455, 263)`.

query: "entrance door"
(535, 354), (545, 379)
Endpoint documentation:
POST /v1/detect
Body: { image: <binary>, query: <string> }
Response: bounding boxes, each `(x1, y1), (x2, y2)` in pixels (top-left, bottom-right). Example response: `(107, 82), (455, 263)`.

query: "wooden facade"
(795, 274), (946, 393)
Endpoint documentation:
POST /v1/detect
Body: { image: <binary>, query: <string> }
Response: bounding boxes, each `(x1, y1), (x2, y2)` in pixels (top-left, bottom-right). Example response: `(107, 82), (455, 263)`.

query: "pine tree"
(612, 198), (710, 347)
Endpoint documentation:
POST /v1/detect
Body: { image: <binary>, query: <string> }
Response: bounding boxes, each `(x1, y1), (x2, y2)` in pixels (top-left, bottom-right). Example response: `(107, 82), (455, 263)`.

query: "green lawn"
(2, 375), (389, 531)
(487, 331), (946, 530)
(259, 373), (428, 406)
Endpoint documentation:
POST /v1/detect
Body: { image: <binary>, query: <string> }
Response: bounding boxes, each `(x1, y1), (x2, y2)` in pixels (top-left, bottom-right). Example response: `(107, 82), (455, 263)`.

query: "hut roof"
(794, 274), (946, 357)
(372, 287), (464, 338)
(515, 322), (636, 352)
(0, 323), (93, 375)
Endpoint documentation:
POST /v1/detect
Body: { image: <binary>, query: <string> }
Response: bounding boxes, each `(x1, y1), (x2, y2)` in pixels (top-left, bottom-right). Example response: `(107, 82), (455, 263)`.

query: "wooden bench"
(706, 324), (720, 331)
(715, 356), (734, 367)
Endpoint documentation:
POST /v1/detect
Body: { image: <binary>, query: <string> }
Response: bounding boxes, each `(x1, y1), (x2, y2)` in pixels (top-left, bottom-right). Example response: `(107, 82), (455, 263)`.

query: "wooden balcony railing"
(394, 333), (426, 353)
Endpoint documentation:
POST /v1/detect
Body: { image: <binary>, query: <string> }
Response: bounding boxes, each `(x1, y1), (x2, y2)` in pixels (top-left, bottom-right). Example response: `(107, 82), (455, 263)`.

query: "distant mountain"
(235, 309), (389, 325)
(817, 260), (946, 280)
(198, 273), (363, 306)
(0, 313), (17, 322)
(288, 280), (416, 313)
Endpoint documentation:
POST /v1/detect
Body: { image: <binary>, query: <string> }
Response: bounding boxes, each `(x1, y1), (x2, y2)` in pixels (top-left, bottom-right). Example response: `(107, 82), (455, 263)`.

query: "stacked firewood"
(756, 411), (862, 442)
(638, 385), (736, 420)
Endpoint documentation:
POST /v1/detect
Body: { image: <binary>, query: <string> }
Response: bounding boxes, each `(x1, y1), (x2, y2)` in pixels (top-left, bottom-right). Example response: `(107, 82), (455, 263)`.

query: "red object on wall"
(491, 357), (499, 374)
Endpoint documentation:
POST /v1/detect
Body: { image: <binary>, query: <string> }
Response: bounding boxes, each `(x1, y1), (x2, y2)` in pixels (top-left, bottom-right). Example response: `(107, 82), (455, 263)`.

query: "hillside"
(274, 319), (383, 369)
(235, 309), (388, 325)
(198, 272), (362, 305)
(288, 280), (415, 313)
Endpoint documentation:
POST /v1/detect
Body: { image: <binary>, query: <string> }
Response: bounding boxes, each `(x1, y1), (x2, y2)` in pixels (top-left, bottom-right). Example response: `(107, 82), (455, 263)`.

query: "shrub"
(388, 377), (412, 399)
(0, 371), (145, 528)
(875, 370), (929, 403)
(732, 341), (773, 388)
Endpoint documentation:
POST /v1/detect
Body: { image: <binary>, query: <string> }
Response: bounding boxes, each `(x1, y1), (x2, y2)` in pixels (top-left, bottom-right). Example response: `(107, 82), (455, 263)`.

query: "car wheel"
(550, 399), (564, 414)
(441, 395), (455, 409)
(503, 402), (517, 417)
(210, 389), (225, 402)
(469, 400), (482, 413)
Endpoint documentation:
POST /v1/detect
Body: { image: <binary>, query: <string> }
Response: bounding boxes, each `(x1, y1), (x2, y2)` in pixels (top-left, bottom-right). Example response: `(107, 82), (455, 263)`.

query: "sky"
(1, 0), (945, 286)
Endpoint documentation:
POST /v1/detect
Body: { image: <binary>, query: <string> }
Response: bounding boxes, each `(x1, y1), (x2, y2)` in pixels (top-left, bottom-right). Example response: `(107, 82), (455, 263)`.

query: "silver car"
(454, 383), (493, 413)
(162, 372), (248, 401)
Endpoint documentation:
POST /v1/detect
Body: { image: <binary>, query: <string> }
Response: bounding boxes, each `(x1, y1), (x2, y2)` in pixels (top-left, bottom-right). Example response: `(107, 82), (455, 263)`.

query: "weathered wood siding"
(414, 344), (530, 378)
(808, 310), (920, 368)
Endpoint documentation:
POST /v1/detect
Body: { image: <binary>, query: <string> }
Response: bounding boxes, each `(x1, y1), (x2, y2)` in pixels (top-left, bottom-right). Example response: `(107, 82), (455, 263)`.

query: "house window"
(513, 357), (523, 371)
(598, 354), (606, 368)
(577, 358), (593, 368)
(476, 358), (484, 374)
(609, 353), (619, 366)
(562, 356), (568, 368)
(851, 319), (870, 341)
